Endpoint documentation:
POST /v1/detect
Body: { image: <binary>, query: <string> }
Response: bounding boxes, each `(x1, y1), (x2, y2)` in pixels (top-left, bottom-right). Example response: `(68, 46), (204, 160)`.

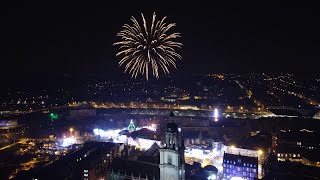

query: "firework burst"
(114, 13), (182, 80)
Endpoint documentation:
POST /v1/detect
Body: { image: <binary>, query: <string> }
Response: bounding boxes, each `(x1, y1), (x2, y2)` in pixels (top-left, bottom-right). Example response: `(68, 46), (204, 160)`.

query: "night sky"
(2, 1), (320, 79)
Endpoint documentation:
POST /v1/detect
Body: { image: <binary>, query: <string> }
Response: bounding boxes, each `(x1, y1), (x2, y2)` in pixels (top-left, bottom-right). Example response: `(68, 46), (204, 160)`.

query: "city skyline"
(2, 1), (320, 180)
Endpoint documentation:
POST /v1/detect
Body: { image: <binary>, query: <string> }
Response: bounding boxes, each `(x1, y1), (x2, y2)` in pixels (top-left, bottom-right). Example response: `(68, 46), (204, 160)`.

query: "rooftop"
(34, 142), (120, 180)
(109, 158), (160, 180)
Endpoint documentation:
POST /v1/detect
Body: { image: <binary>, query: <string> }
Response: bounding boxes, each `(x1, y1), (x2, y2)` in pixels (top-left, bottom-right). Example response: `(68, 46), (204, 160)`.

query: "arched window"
(168, 155), (172, 165)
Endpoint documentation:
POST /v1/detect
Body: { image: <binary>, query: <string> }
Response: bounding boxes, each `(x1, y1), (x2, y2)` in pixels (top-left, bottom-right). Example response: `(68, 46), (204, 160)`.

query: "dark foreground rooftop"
(108, 158), (160, 180)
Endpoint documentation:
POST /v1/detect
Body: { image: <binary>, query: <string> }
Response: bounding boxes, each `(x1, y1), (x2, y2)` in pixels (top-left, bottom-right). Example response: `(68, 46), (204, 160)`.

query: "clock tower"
(159, 122), (185, 180)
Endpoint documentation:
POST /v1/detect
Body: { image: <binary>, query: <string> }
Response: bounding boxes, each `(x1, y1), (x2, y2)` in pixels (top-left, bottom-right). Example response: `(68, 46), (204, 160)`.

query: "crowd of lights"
(93, 125), (159, 150)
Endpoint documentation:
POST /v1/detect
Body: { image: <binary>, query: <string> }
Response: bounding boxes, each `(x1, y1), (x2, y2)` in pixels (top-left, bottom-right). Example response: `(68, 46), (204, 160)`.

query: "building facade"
(159, 122), (185, 180)
(33, 142), (123, 180)
(222, 153), (258, 180)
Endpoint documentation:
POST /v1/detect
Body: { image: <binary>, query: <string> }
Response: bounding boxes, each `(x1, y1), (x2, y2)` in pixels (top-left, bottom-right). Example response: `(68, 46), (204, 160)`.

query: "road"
(0, 139), (27, 151)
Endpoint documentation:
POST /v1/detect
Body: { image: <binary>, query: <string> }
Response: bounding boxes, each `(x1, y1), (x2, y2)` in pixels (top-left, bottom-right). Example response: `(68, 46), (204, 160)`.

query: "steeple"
(165, 122), (183, 151)
(160, 121), (185, 180)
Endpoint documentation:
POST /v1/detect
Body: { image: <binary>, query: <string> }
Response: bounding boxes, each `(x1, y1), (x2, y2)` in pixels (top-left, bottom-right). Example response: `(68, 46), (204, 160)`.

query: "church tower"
(159, 122), (185, 180)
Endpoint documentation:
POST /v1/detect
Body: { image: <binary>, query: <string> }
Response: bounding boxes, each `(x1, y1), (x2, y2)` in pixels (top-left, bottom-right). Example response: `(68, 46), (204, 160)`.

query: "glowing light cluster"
(214, 108), (219, 121)
(93, 126), (159, 150)
(93, 128), (121, 139)
(185, 146), (225, 172)
(137, 138), (160, 150)
(49, 113), (58, 121)
(62, 137), (76, 147)
(137, 126), (157, 132)
(190, 148), (204, 157)
(230, 177), (245, 180)
(207, 174), (217, 180)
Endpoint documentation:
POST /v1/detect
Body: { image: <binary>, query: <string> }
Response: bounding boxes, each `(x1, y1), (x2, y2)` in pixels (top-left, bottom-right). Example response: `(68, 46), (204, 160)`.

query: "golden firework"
(114, 13), (182, 80)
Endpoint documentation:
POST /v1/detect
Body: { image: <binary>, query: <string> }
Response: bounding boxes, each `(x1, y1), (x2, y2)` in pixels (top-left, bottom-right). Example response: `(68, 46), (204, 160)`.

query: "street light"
(231, 145), (236, 149)
(69, 128), (74, 133)
(257, 149), (263, 155)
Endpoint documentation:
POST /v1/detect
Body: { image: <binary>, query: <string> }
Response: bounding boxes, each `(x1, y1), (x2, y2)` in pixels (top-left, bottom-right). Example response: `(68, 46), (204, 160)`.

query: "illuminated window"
(84, 170), (88, 173)
(293, 154), (296, 157)
(84, 174), (88, 177)
(297, 142), (301, 145)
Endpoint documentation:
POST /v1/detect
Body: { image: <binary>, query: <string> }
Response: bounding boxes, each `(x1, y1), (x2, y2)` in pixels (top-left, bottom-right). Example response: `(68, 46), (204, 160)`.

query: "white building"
(159, 122), (185, 180)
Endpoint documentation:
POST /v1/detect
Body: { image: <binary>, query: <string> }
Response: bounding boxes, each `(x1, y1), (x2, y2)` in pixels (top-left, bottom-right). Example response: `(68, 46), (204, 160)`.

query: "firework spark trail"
(114, 13), (182, 80)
